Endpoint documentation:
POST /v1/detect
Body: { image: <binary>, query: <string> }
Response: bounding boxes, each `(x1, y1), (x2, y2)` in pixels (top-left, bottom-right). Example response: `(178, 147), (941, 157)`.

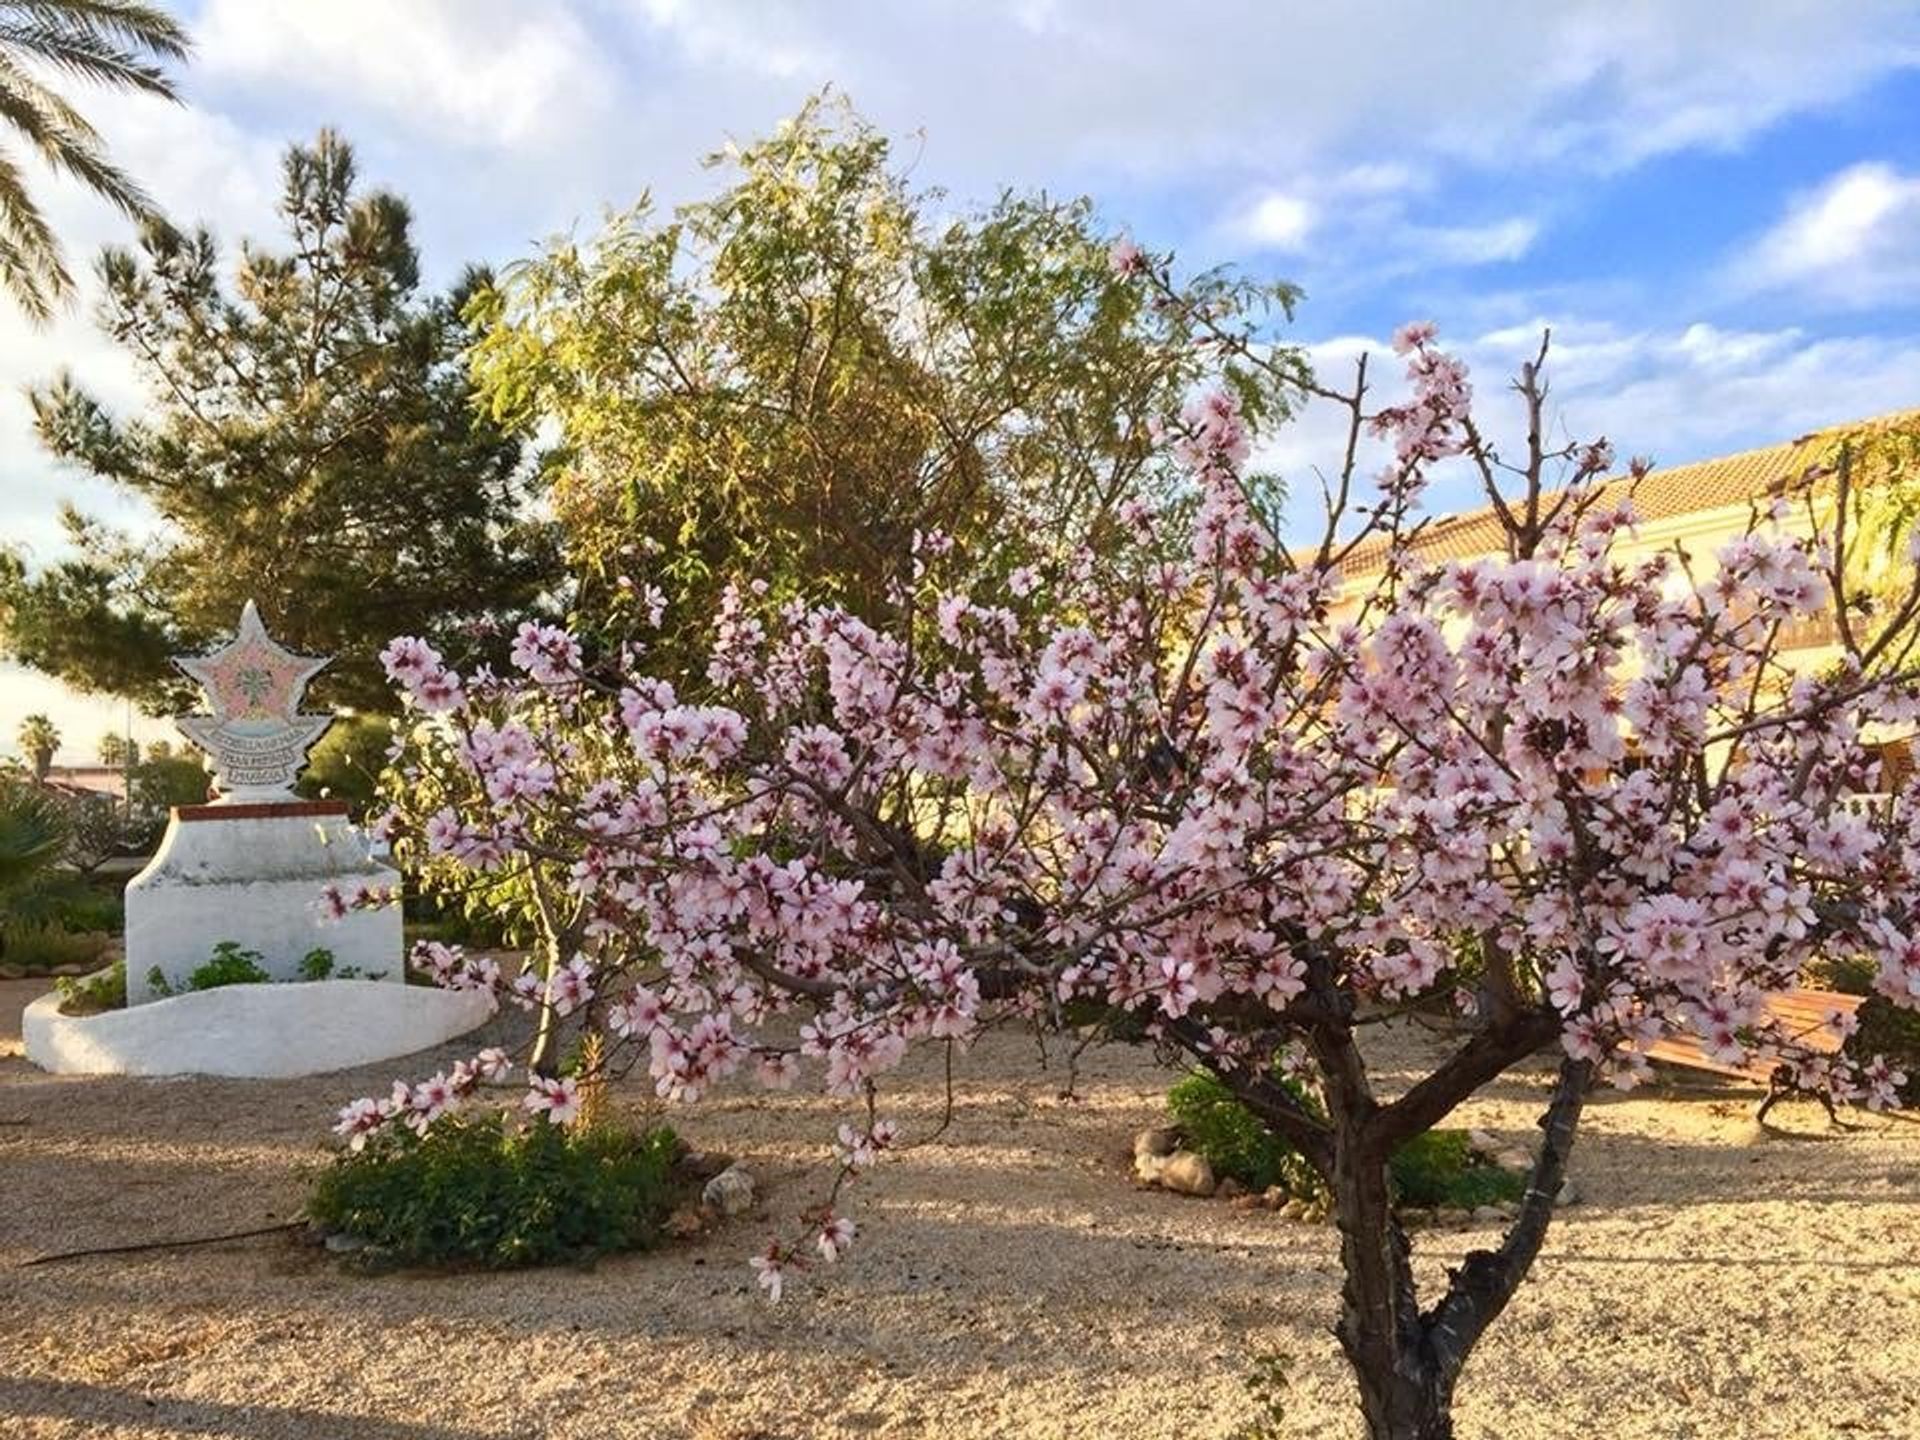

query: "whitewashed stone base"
(23, 978), (496, 1078)
(126, 803), (402, 1004)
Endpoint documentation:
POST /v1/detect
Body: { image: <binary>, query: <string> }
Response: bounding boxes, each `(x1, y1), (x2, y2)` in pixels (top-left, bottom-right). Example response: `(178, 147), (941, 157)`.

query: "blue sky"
(5, 1), (1920, 758)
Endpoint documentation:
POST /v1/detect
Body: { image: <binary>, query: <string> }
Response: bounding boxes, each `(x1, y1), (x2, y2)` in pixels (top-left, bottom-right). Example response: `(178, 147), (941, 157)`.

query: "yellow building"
(1334, 409), (1918, 789)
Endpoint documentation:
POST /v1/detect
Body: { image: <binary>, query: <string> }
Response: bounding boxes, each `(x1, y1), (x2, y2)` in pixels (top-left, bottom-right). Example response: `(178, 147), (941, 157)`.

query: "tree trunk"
(1331, 1138), (1457, 1440)
(1332, 1056), (1592, 1439)
(525, 921), (565, 1078)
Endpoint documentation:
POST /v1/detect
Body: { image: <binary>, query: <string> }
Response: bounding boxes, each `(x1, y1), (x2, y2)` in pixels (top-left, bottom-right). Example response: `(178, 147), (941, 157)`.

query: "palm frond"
(0, 48), (97, 138)
(0, 141), (67, 317)
(0, 54), (151, 216)
(0, 15), (180, 97)
(0, 0), (188, 321)
(0, 2), (189, 61)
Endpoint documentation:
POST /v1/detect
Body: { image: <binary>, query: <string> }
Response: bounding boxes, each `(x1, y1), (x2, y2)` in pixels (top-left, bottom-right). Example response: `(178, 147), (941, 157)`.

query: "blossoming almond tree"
(342, 266), (1920, 1439)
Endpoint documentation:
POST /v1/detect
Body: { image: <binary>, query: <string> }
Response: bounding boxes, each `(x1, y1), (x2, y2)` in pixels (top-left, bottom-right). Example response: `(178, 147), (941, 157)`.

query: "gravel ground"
(2, 975), (1918, 1440)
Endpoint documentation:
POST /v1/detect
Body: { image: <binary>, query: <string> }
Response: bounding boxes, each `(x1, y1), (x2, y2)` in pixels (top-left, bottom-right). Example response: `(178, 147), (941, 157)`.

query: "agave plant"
(0, 777), (83, 940)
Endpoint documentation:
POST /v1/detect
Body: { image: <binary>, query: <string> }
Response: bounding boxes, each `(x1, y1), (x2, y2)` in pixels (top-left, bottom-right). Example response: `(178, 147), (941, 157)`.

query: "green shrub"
(1387, 1128), (1526, 1210)
(55, 957), (125, 1014)
(1165, 1070), (1526, 1210)
(1, 922), (109, 972)
(1809, 953), (1920, 1103)
(1167, 1069), (1323, 1196)
(184, 941), (271, 990)
(307, 1111), (682, 1268)
(52, 887), (123, 935)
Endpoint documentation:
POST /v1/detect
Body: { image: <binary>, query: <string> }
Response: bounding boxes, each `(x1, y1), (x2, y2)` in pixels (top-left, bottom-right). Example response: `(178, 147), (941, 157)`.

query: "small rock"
(1132, 1126), (1180, 1160)
(1467, 1128), (1502, 1156)
(701, 1164), (756, 1217)
(1469, 1205), (1507, 1226)
(324, 1232), (369, 1254)
(1435, 1207), (1470, 1227)
(1260, 1186), (1289, 1210)
(0, 964), (25, 980)
(49, 963), (89, 977)
(1217, 1176), (1246, 1201)
(1228, 1193), (1262, 1212)
(1554, 1179), (1579, 1207)
(1156, 1150), (1216, 1198)
(1133, 1151), (1167, 1185)
(1399, 1208), (1432, 1229)
(1495, 1150), (1533, 1173)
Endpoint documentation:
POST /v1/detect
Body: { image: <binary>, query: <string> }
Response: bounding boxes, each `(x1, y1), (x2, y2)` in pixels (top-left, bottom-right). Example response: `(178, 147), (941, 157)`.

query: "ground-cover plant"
(347, 283), (1920, 1439)
(1168, 1070), (1524, 1210)
(307, 1109), (680, 1268)
(136, 943), (387, 1002)
(297, 948), (338, 981)
(183, 941), (270, 991)
(2, 923), (110, 973)
(1388, 1130), (1525, 1212)
(55, 957), (125, 1015)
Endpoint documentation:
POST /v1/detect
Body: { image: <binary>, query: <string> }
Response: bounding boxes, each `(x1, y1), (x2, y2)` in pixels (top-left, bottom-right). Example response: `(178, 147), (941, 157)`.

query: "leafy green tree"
(95, 729), (135, 767)
(1, 129), (562, 712)
(0, 1), (190, 323)
(15, 712), (58, 778)
(127, 750), (205, 835)
(469, 95), (1301, 673)
(297, 713), (390, 815)
(1833, 415), (1920, 626)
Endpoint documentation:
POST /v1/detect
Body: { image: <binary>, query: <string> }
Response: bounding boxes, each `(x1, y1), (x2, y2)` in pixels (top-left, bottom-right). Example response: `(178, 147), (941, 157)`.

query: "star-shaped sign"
(173, 601), (334, 803)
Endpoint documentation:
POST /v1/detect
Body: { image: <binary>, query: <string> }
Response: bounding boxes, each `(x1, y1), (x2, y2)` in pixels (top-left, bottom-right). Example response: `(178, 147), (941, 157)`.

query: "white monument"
(124, 602), (404, 1003)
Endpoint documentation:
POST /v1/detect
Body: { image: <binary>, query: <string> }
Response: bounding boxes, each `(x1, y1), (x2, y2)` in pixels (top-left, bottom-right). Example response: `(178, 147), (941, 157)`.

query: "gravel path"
(3, 976), (1917, 1439)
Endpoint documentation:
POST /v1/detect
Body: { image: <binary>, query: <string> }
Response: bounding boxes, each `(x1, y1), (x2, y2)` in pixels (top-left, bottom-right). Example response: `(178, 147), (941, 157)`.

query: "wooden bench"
(1643, 987), (1866, 1121)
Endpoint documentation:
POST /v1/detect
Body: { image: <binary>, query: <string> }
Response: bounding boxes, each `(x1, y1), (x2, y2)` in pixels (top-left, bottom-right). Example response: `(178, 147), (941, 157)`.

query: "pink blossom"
(523, 1076), (582, 1126)
(750, 1244), (787, 1302)
(816, 1214), (857, 1263)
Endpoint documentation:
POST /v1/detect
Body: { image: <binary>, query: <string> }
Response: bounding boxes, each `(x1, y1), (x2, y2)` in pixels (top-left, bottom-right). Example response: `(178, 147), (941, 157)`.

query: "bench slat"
(1643, 986), (1865, 1085)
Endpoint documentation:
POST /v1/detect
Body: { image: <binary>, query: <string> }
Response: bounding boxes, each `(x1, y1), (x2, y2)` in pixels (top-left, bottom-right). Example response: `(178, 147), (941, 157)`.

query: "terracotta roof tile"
(1338, 408), (1920, 577)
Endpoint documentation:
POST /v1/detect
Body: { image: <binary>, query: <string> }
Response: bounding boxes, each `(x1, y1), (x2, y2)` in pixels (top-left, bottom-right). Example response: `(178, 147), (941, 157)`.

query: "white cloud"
(1227, 190), (1316, 250)
(1401, 217), (1539, 266)
(1265, 315), (1920, 538)
(196, 0), (616, 152)
(0, 90), (276, 557)
(1731, 162), (1920, 307)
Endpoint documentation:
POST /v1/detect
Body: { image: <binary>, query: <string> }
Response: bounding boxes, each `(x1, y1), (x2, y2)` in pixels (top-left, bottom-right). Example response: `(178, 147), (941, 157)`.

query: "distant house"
(41, 765), (128, 801)
(1335, 409), (1919, 790)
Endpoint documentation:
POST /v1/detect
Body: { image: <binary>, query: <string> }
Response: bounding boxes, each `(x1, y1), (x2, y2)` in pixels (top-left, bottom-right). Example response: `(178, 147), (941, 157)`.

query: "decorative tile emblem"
(174, 601), (333, 802)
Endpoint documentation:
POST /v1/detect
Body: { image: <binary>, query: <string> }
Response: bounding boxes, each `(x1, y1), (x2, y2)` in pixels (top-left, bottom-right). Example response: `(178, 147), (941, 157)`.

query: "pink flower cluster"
(349, 322), (1920, 1295)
